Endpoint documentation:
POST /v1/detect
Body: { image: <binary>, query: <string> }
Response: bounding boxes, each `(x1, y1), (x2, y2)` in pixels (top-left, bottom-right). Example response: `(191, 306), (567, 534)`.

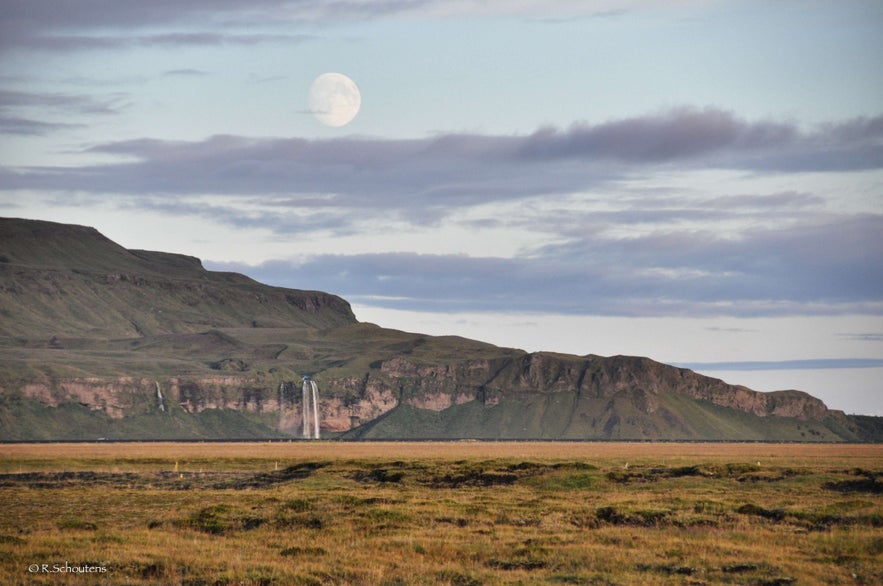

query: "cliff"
(0, 217), (878, 441)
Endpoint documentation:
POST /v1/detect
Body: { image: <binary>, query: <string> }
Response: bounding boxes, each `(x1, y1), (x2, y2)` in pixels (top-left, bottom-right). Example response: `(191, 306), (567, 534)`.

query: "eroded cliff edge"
(4, 347), (860, 441)
(0, 217), (876, 441)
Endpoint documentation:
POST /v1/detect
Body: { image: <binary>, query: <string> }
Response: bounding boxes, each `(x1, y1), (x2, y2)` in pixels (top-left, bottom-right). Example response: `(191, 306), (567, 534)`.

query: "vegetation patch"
(595, 505), (625, 524)
(279, 546), (327, 557)
(595, 505), (673, 527)
(736, 503), (786, 521)
(133, 561), (167, 580)
(0, 535), (24, 545)
(216, 461), (329, 489)
(528, 471), (597, 491)
(434, 570), (483, 586)
(180, 505), (267, 535)
(429, 470), (519, 488)
(281, 498), (314, 512)
(274, 512), (325, 530)
(1, 442), (881, 585)
(435, 516), (469, 527)
(721, 562), (760, 573)
(0, 470), (142, 489)
(353, 467), (405, 483)
(824, 468), (883, 494)
(184, 504), (234, 534)
(56, 519), (98, 531)
(487, 558), (548, 571)
(607, 462), (765, 484)
(635, 562), (696, 576)
(758, 578), (797, 585)
(665, 464), (712, 477)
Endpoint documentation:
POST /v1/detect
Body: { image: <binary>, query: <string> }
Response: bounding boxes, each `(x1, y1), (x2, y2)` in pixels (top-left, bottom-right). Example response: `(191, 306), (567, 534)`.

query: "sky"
(1, 0), (881, 414)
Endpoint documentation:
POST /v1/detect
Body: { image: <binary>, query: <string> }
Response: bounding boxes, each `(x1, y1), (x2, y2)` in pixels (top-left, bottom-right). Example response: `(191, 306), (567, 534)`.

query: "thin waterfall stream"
(301, 377), (320, 439)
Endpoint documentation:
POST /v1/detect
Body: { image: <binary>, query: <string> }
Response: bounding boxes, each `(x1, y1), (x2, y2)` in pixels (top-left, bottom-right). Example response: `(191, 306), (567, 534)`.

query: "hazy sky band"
(673, 359), (883, 371)
(1, 0), (881, 412)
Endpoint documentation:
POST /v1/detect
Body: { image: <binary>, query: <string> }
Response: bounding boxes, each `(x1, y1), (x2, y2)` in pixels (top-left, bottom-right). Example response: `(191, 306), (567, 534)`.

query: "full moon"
(309, 73), (361, 127)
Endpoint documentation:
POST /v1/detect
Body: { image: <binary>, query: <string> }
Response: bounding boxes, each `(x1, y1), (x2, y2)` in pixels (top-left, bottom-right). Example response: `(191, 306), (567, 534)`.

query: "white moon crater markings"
(309, 73), (361, 127)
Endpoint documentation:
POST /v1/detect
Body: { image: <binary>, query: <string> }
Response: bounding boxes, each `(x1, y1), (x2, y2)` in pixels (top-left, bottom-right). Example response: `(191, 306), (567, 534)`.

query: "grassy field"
(1, 442), (881, 585)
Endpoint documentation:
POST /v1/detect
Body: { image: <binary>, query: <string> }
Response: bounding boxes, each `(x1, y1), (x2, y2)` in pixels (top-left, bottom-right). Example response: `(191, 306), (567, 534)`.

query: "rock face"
(357, 353), (832, 421)
(0, 217), (877, 441)
(326, 352), (849, 440)
(5, 352), (839, 438)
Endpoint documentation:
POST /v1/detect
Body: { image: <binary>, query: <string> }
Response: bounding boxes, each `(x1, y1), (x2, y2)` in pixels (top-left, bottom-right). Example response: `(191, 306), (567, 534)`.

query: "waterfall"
(302, 378), (310, 438)
(155, 381), (166, 412)
(311, 380), (320, 440)
(301, 377), (321, 439)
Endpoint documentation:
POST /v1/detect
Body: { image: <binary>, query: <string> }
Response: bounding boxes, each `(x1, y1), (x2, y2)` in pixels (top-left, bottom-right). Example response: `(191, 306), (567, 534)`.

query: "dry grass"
(4, 441), (881, 469)
(1, 442), (881, 585)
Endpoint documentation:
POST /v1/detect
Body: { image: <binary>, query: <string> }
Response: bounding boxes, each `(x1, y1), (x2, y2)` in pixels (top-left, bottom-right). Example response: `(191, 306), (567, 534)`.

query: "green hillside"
(0, 218), (355, 338)
(344, 392), (857, 442)
(1, 217), (880, 442)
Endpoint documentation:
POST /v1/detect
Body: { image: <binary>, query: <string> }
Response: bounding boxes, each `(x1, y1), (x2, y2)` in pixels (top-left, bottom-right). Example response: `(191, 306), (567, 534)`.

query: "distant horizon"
(2, 1), (881, 415)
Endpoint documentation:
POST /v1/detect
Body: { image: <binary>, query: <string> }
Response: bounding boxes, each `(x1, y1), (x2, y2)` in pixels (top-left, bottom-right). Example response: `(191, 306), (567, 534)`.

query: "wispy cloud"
(0, 90), (122, 116)
(1, 0), (641, 53)
(0, 89), (122, 136)
(0, 116), (85, 136)
(672, 359), (883, 371)
(0, 0), (699, 34)
(3, 32), (314, 52)
(705, 327), (760, 334)
(4, 108), (881, 199)
(837, 333), (883, 343)
(0, 0), (325, 53)
(207, 212), (883, 317)
(162, 69), (210, 77)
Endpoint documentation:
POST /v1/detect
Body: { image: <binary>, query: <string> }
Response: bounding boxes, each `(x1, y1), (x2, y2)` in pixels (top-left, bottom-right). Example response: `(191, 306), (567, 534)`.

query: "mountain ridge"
(0, 217), (879, 441)
(0, 217), (355, 338)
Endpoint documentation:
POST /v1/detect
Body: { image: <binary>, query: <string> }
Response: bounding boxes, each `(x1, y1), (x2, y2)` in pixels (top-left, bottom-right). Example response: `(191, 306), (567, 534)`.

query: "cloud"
(516, 108), (798, 162)
(3, 108), (880, 203)
(836, 333), (883, 343)
(2, 105), (879, 320)
(0, 116), (85, 136)
(5, 32), (313, 52)
(0, 89), (121, 116)
(0, 1), (376, 53)
(0, 0), (697, 32)
(693, 192), (825, 210)
(0, 89), (121, 136)
(206, 213), (883, 318)
(0, 0), (319, 53)
(537, 213), (883, 304)
(0, 0), (734, 53)
(162, 69), (209, 77)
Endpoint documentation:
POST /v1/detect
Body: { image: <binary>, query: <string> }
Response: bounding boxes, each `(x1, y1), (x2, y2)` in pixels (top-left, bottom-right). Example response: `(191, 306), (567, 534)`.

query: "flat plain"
(1, 441), (881, 585)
